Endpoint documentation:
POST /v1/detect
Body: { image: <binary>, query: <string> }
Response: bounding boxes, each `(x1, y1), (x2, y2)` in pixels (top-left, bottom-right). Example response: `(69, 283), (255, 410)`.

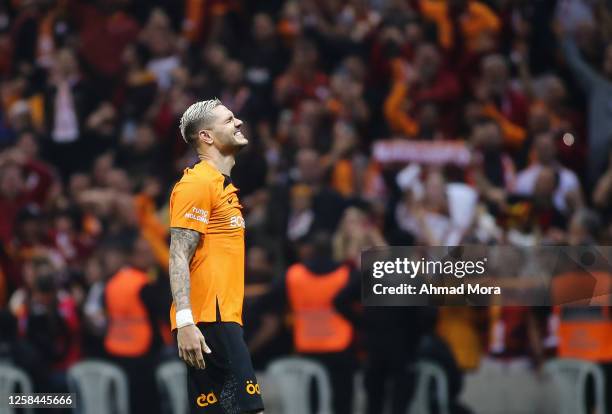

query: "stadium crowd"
(1, 0), (612, 413)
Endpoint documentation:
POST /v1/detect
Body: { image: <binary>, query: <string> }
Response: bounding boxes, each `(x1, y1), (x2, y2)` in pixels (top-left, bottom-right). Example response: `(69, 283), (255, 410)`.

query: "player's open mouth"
(234, 131), (242, 136)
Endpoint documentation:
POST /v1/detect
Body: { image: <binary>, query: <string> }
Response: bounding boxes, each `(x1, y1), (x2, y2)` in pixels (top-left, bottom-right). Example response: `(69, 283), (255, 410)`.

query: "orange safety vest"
(286, 263), (353, 353)
(104, 268), (153, 357)
(553, 271), (612, 362)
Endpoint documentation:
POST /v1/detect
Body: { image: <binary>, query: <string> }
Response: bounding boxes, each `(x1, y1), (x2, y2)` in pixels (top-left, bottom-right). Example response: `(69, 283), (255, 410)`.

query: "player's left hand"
(177, 324), (212, 369)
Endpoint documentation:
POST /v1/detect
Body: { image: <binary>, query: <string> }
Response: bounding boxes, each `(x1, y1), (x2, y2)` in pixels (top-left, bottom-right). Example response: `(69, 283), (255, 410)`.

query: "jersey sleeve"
(169, 180), (215, 234)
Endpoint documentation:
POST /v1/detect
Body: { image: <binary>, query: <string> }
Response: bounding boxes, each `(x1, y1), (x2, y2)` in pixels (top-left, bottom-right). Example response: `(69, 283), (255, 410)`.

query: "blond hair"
(179, 98), (223, 145)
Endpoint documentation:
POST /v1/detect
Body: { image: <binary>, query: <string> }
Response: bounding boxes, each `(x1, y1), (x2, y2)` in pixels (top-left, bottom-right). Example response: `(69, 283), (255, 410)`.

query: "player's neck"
(198, 153), (235, 176)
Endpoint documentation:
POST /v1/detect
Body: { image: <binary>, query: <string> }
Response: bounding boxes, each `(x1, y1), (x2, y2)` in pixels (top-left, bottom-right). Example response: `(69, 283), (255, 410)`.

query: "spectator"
(0, 309), (46, 390)
(395, 167), (464, 246)
(529, 166), (569, 242)
(500, 0), (557, 75)
(115, 42), (157, 129)
(141, 8), (180, 92)
(286, 184), (314, 242)
(332, 207), (423, 414)
(116, 122), (162, 182)
(220, 59), (263, 124)
(326, 58), (370, 125)
(75, 0), (140, 81)
(0, 147), (53, 246)
(13, 260), (80, 393)
(42, 48), (97, 178)
(593, 146), (612, 212)
(384, 42), (461, 138)
(81, 253), (106, 357)
(333, 206), (386, 268)
(533, 75), (581, 135)
(283, 148), (347, 235)
(513, 131), (583, 215)
(560, 26), (612, 182)
(418, 0), (500, 53)
(275, 38), (329, 109)
(319, 121), (364, 197)
(476, 54), (529, 149)
(467, 118), (516, 214)
(567, 207), (603, 246)
(420, 309), (476, 414)
(243, 246), (292, 369)
(241, 13), (288, 103)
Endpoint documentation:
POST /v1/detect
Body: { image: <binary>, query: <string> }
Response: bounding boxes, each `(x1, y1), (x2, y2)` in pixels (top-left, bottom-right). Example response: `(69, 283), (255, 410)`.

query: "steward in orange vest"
(104, 267), (154, 357)
(286, 261), (353, 353)
(104, 237), (165, 358)
(549, 210), (612, 414)
(103, 235), (164, 414)
(256, 232), (357, 414)
(549, 262), (612, 414)
(550, 209), (612, 362)
(551, 270), (612, 362)
(289, 233), (356, 414)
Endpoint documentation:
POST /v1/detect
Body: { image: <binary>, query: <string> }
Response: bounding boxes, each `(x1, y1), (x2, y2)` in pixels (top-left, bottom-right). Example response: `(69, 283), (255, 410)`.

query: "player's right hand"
(177, 324), (212, 369)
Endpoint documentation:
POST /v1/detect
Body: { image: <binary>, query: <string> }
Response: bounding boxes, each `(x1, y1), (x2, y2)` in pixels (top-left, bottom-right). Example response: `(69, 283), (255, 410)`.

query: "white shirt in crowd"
(52, 81), (79, 143)
(513, 164), (581, 213)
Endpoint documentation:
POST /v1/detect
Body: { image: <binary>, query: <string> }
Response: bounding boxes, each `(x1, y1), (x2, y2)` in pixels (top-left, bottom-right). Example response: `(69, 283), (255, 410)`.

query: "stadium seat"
(544, 358), (606, 414)
(156, 360), (188, 414)
(266, 357), (333, 414)
(67, 360), (129, 414)
(0, 364), (34, 414)
(352, 370), (366, 414)
(460, 358), (556, 414)
(407, 361), (450, 414)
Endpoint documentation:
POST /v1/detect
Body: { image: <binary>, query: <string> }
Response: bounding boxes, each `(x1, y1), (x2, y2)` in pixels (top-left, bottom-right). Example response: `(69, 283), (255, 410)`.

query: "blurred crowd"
(1, 0), (612, 413)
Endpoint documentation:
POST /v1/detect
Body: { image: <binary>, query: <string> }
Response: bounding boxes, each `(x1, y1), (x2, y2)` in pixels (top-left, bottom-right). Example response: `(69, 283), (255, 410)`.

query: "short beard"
(233, 139), (248, 151)
(220, 140), (248, 156)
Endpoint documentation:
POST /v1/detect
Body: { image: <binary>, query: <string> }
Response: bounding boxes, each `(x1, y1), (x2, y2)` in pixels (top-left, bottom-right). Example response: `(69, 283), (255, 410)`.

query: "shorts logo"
(245, 380), (261, 395)
(196, 392), (218, 407)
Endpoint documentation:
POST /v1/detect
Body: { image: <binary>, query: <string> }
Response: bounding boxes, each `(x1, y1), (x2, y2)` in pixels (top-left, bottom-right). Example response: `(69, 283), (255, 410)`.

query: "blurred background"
(1, 0), (612, 413)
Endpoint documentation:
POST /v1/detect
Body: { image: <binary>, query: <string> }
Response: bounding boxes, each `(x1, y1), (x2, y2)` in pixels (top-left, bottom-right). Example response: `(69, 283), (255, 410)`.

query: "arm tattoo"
(169, 227), (201, 311)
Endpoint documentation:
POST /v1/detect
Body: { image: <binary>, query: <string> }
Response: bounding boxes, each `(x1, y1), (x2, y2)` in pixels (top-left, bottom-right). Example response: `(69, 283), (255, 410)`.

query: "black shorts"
(186, 322), (264, 414)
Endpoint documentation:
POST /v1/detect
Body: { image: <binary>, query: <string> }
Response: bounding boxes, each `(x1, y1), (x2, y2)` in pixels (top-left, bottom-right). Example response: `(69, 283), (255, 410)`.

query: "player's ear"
(198, 129), (214, 145)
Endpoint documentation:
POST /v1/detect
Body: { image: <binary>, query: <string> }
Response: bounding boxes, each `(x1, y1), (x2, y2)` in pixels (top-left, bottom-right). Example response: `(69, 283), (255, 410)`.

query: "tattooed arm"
(170, 227), (211, 369)
(169, 227), (200, 310)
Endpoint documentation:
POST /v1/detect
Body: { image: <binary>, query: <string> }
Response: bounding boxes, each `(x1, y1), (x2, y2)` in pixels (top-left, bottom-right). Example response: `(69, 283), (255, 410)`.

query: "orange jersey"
(169, 161), (245, 329)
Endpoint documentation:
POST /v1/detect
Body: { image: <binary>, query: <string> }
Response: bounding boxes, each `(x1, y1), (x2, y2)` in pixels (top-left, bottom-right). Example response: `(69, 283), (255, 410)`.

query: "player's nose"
(235, 118), (243, 128)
